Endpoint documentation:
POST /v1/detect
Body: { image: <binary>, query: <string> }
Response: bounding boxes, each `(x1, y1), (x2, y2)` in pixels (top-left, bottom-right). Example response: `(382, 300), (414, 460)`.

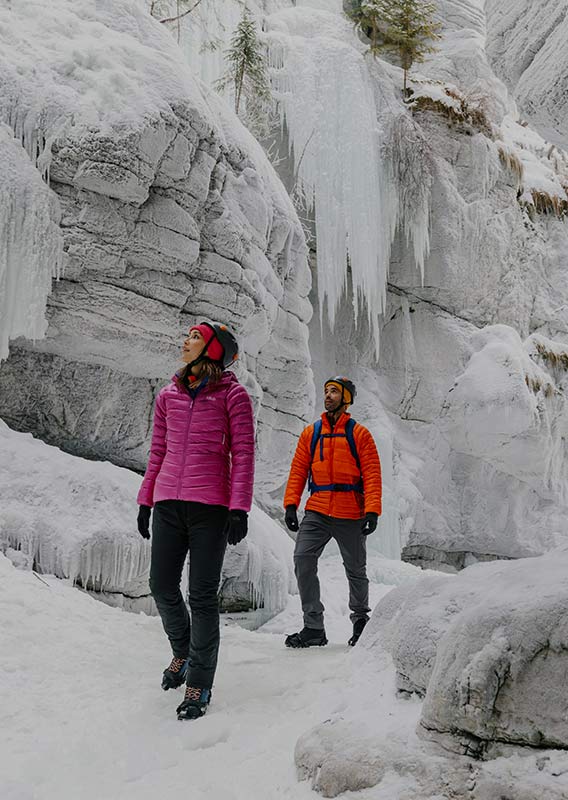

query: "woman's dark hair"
(180, 359), (223, 387)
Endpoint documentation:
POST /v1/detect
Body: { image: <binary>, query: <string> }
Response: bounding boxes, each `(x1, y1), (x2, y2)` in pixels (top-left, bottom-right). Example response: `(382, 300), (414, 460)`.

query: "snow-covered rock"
(403, 325), (568, 569)
(363, 549), (568, 754)
(0, 421), (295, 615)
(418, 550), (568, 756)
(295, 714), (568, 799)
(294, 551), (568, 797)
(0, 0), (313, 502)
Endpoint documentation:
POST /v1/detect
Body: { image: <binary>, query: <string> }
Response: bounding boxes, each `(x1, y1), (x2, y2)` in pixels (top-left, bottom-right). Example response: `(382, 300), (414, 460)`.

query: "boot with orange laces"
(161, 656), (189, 691)
(176, 686), (211, 721)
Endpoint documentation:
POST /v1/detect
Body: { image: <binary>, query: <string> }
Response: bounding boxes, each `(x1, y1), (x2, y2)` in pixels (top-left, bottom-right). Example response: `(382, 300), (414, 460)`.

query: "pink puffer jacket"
(137, 371), (255, 511)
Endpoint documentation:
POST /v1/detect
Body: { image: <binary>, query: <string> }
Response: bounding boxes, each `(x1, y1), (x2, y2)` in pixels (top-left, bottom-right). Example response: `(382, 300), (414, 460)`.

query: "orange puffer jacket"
(283, 412), (382, 520)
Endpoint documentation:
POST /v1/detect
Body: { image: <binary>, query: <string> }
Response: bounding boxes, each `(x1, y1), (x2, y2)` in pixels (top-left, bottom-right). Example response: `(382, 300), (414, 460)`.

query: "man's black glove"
(137, 505), (151, 539)
(361, 512), (378, 535)
(225, 510), (248, 545)
(285, 505), (299, 532)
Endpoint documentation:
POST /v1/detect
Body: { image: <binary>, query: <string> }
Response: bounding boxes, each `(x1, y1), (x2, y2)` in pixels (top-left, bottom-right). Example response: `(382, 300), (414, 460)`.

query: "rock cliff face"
(485, 0), (568, 147)
(386, 108), (568, 568)
(0, 0), (313, 506)
(384, 0), (568, 567)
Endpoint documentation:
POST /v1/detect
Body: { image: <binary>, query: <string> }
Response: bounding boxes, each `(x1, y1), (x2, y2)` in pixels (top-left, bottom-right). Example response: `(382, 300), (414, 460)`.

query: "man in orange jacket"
(283, 376), (382, 648)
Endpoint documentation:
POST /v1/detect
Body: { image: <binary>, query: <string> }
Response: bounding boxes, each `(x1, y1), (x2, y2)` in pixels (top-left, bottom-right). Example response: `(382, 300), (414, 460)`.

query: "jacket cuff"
(137, 484), (154, 508)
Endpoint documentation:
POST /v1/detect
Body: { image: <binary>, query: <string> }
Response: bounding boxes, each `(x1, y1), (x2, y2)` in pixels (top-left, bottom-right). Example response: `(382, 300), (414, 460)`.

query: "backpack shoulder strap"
(345, 418), (361, 471)
(310, 419), (323, 462)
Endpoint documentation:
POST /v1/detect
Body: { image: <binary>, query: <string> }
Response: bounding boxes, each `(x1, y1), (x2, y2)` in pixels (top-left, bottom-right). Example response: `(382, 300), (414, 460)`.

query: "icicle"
(0, 126), (62, 362)
(266, 17), (388, 355)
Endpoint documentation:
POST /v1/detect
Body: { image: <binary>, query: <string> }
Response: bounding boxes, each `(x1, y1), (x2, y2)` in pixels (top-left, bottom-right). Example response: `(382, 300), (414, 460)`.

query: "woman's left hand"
(225, 510), (248, 545)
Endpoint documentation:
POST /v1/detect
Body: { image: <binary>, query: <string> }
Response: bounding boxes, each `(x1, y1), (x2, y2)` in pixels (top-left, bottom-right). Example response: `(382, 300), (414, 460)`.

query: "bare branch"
(159, 0), (204, 25)
(33, 571), (51, 587)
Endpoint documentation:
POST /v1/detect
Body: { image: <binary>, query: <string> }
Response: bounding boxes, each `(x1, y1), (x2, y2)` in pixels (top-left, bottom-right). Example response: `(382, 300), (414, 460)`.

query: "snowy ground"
(1, 551), (421, 800)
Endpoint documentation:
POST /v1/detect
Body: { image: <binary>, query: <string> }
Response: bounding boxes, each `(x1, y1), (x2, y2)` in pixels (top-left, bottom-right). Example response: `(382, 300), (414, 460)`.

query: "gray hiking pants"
(294, 510), (370, 631)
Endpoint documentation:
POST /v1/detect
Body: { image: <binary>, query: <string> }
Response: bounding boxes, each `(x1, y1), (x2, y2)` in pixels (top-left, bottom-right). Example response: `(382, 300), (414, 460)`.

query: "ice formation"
(220, 504), (297, 615)
(0, 419), (149, 595)
(0, 126), (62, 361)
(266, 8), (392, 353)
(180, 0), (429, 354)
(0, 421), (295, 615)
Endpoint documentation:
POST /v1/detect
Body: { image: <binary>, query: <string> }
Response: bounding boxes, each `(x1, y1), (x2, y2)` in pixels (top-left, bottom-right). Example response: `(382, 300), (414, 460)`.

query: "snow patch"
(497, 116), (568, 211)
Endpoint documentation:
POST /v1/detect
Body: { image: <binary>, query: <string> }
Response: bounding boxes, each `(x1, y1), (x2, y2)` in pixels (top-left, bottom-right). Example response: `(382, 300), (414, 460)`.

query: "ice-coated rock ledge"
(0, 421), (295, 615)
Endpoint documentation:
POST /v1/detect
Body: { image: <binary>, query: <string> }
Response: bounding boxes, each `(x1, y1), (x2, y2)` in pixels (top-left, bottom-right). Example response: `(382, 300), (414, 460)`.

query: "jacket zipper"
(176, 395), (194, 498)
(329, 423), (336, 516)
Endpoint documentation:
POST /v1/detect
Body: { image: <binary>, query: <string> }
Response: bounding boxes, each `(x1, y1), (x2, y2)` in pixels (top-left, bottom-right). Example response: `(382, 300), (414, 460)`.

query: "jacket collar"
(320, 410), (350, 432)
(173, 370), (238, 395)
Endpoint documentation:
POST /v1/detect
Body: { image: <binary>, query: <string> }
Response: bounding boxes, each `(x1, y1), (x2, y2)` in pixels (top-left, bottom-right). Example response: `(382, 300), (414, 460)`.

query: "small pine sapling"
(214, 9), (272, 135)
(347, 0), (443, 96)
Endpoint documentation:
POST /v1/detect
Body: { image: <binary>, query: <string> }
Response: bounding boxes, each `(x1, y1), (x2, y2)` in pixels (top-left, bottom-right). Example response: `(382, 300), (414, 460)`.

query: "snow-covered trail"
(1, 553), (415, 800)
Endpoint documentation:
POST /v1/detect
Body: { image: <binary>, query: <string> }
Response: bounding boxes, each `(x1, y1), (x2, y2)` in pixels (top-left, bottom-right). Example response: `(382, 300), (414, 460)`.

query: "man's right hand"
(285, 505), (299, 532)
(137, 505), (151, 539)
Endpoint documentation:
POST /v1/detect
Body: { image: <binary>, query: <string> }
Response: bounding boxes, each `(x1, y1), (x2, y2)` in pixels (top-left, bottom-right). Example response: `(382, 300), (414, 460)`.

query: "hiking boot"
(176, 686), (211, 721)
(161, 656), (189, 691)
(348, 618), (368, 647)
(285, 627), (328, 648)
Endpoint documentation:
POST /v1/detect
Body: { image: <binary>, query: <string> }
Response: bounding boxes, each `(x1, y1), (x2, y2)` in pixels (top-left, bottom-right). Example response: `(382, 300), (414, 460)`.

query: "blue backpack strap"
(308, 419), (322, 494)
(345, 418), (361, 471)
(310, 419), (323, 462)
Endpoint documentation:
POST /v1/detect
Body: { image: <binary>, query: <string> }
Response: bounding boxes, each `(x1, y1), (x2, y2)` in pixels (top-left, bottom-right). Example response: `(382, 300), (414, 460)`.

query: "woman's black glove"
(225, 510), (248, 545)
(361, 512), (378, 535)
(285, 505), (299, 532)
(137, 505), (151, 539)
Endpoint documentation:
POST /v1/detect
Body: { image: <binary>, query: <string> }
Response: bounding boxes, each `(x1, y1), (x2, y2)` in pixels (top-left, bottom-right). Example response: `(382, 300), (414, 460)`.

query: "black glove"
(225, 510), (248, 545)
(285, 505), (299, 532)
(361, 512), (378, 535)
(137, 505), (151, 539)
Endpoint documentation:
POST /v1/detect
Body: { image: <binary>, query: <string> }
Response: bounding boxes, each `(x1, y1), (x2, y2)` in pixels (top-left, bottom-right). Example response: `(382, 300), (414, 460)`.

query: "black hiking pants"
(149, 500), (229, 689)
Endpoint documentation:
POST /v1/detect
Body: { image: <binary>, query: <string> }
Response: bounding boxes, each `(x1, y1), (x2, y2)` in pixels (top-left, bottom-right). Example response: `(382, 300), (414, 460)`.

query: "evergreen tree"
(347, 0), (442, 95)
(214, 9), (271, 121)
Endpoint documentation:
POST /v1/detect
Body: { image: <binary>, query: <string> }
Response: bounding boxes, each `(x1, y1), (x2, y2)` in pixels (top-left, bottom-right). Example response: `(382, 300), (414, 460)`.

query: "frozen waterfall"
(266, 7), (395, 355)
(180, 0), (429, 356)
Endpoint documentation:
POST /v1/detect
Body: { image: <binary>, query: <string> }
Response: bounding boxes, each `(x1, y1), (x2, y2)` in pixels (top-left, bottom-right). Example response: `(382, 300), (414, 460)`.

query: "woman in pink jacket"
(137, 321), (255, 721)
